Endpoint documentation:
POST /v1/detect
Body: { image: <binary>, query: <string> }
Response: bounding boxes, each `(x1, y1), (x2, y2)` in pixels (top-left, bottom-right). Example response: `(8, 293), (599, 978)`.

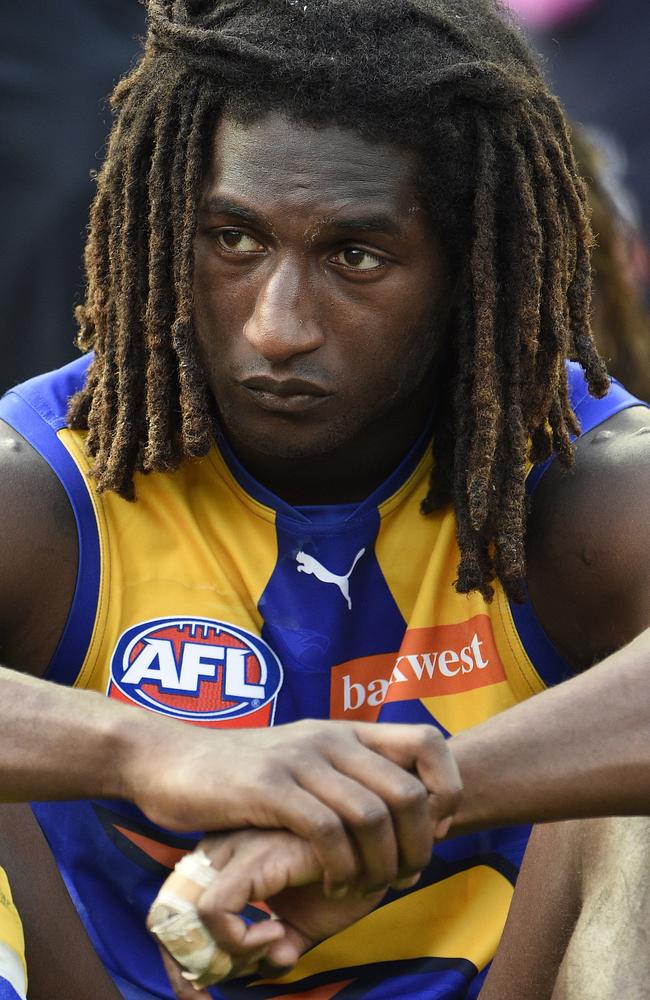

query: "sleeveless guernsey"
(0, 356), (644, 1000)
(0, 868), (26, 1000)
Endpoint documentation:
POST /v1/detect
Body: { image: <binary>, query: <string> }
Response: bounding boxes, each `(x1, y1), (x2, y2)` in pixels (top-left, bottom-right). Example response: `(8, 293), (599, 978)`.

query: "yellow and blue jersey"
(0, 868), (26, 1000)
(0, 356), (644, 1000)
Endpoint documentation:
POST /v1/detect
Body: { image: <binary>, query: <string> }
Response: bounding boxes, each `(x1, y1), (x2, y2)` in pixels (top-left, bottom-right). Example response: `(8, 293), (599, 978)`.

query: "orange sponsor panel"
(269, 982), (354, 1000)
(330, 652), (396, 721)
(331, 615), (505, 720)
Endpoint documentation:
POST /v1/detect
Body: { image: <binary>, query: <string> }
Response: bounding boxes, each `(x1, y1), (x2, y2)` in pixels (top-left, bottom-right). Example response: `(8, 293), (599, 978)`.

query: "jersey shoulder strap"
(0, 356), (100, 686)
(526, 360), (648, 495)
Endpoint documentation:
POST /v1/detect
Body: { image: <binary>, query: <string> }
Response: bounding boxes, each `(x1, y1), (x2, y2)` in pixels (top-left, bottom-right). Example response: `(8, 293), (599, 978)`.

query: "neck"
(222, 387), (435, 506)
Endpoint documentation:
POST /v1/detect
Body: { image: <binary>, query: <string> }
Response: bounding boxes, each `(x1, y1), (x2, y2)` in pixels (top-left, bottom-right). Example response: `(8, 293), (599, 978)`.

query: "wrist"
(447, 728), (499, 835)
(102, 697), (173, 803)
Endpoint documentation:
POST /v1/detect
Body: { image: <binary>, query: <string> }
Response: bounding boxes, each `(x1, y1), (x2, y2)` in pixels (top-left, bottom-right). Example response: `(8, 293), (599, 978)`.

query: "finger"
(268, 787), (359, 891)
(257, 958), (294, 979)
(328, 752), (434, 879)
(192, 834), (236, 870)
(197, 905), (285, 958)
(198, 833), (321, 923)
(159, 947), (211, 1000)
(391, 872), (422, 891)
(264, 922), (312, 971)
(194, 834), (317, 966)
(298, 766), (398, 891)
(354, 722), (463, 823)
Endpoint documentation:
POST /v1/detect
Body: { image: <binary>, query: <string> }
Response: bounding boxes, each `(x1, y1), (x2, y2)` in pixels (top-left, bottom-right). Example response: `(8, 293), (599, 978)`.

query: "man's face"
(193, 111), (448, 464)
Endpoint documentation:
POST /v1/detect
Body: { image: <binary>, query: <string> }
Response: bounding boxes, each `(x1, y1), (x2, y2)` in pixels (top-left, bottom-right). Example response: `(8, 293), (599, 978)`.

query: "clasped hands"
(142, 720), (461, 998)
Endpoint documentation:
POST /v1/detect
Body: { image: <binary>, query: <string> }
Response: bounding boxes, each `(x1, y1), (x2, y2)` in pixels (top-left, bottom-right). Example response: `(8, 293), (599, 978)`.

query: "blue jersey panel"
(0, 982), (22, 1000)
(260, 509), (407, 723)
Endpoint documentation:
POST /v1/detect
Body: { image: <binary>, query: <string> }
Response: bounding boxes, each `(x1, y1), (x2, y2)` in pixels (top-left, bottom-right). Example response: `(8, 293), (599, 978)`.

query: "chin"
(225, 413), (356, 461)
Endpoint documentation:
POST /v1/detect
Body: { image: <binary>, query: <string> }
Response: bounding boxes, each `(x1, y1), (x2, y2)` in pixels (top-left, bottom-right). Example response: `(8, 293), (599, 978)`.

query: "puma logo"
(295, 549), (366, 610)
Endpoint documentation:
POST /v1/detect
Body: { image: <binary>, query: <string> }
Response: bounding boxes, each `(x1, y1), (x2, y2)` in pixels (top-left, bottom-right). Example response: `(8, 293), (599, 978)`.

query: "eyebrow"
(316, 214), (404, 238)
(200, 197), (267, 228)
(200, 196), (405, 240)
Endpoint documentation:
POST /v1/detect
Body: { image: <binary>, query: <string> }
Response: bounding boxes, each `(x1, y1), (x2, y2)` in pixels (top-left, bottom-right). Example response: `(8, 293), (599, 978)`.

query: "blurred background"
(503, 0), (650, 397)
(0, 0), (145, 394)
(1, 0), (648, 397)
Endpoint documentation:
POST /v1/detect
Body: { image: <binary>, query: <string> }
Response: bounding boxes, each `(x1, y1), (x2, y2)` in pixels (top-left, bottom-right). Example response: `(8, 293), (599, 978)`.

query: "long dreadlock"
(68, 0), (609, 601)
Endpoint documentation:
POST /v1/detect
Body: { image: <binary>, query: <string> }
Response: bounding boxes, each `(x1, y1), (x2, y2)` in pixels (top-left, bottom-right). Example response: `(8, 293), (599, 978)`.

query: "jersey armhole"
(511, 364), (649, 687)
(525, 364), (649, 495)
(0, 391), (100, 686)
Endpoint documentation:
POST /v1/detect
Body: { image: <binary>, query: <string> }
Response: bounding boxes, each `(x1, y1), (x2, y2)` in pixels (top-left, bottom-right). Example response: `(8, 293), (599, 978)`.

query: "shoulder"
(0, 359), (91, 675)
(527, 403), (650, 669)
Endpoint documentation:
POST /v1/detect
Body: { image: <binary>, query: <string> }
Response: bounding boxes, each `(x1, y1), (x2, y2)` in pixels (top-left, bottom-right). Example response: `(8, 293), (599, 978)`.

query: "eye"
(216, 229), (265, 254)
(330, 248), (384, 271)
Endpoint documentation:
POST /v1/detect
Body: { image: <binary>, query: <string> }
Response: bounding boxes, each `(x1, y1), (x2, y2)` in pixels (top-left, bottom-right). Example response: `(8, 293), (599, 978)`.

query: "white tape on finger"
(174, 850), (220, 890)
(149, 850), (233, 989)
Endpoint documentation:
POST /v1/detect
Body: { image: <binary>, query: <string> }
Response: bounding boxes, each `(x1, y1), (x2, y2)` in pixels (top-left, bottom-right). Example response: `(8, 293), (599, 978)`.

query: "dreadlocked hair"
(68, 0), (609, 599)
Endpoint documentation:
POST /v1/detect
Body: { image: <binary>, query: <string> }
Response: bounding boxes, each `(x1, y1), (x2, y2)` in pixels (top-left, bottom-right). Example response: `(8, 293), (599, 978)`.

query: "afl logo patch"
(108, 617), (284, 729)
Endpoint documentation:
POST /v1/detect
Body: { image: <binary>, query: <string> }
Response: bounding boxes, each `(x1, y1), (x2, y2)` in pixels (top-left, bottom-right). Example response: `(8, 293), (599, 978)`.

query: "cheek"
(341, 322), (436, 410)
(358, 286), (441, 377)
(192, 262), (249, 360)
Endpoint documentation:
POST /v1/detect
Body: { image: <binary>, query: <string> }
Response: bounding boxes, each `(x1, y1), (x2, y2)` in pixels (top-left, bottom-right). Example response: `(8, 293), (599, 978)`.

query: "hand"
(126, 718), (461, 894)
(149, 829), (388, 997)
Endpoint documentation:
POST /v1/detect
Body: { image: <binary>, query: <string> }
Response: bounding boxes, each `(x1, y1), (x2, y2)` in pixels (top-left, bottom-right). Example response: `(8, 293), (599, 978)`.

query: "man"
(0, 1), (648, 998)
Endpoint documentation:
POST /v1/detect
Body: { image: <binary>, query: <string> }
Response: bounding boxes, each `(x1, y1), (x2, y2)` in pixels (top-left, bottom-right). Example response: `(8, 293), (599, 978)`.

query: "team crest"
(108, 617), (284, 728)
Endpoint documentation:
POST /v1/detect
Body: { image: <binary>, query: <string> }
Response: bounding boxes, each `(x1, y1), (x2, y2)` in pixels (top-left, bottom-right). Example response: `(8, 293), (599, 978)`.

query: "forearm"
(450, 627), (650, 833)
(0, 665), (160, 803)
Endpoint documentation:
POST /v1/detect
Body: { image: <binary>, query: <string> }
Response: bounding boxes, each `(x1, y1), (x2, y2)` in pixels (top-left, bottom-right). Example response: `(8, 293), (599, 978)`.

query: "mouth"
(238, 376), (332, 414)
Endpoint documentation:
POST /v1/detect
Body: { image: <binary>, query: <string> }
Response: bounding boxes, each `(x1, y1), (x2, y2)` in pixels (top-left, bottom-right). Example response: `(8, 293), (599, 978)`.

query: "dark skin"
(479, 815), (650, 999)
(0, 804), (122, 1000)
(193, 113), (448, 504)
(527, 408), (650, 668)
(0, 113), (649, 995)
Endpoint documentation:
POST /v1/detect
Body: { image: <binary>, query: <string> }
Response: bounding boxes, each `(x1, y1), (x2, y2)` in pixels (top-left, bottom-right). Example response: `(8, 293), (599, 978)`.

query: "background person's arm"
(0, 804), (123, 1000)
(477, 821), (582, 1000)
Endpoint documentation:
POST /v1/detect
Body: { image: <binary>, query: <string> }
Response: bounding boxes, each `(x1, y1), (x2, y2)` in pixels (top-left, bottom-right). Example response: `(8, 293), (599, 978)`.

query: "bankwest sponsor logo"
(330, 615), (505, 721)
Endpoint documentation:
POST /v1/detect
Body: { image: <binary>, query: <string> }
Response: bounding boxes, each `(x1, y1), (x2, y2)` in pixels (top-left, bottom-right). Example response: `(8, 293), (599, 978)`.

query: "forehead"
(202, 111), (422, 219)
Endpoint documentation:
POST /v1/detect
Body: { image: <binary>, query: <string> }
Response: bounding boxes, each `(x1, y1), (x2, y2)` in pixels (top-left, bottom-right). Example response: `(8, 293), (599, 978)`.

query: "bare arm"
(452, 407), (650, 832)
(478, 822), (582, 1000)
(150, 625), (650, 993)
(450, 625), (650, 833)
(0, 660), (461, 885)
(0, 804), (123, 1000)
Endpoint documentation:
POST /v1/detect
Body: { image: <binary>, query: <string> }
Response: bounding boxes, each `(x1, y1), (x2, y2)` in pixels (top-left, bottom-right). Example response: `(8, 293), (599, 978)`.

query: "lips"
(240, 376), (330, 397)
(238, 376), (332, 414)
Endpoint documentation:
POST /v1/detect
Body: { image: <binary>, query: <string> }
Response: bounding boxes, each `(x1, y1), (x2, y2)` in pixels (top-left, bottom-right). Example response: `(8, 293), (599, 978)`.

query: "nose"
(243, 258), (324, 364)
